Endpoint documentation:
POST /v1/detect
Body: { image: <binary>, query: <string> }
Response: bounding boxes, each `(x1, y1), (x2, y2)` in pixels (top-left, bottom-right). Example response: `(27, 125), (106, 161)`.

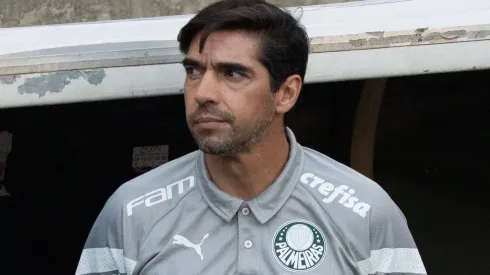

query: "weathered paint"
(1, 0), (490, 109)
(4, 0), (489, 57)
(0, 75), (18, 85)
(2, 38), (490, 109)
(305, 39), (490, 84)
(0, 63), (184, 108)
(3, 26), (490, 77)
(310, 24), (490, 53)
(17, 70), (106, 97)
(470, 30), (490, 39)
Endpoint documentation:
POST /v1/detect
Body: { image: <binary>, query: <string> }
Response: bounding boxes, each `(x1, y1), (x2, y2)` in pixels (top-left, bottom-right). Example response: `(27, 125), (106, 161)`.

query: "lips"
(193, 116), (226, 124)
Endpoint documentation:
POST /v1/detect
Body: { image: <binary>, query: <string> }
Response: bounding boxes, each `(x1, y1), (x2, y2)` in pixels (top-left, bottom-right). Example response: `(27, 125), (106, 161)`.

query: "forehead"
(187, 30), (261, 66)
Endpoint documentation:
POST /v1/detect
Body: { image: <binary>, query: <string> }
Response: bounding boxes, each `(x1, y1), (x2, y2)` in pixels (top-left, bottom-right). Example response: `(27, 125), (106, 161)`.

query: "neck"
(204, 126), (290, 201)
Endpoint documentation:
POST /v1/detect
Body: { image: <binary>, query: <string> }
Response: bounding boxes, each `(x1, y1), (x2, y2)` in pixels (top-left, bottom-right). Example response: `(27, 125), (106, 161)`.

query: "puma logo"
(173, 233), (209, 260)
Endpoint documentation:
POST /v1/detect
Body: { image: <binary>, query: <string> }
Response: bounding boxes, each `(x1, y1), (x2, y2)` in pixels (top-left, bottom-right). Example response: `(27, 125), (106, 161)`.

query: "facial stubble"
(189, 96), (276, 156)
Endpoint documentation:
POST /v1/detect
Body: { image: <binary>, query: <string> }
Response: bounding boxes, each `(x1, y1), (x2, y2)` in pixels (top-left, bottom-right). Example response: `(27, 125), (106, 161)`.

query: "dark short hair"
(177, 0), (310, 92)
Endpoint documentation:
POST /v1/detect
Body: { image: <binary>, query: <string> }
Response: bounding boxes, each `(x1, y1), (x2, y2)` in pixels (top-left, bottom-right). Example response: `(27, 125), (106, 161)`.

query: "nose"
(194, 71), (220, 106)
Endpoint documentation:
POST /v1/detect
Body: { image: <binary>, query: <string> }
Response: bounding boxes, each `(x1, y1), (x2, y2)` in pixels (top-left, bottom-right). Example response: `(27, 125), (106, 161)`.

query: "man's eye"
(223, 70), (245, 81)
(185, 67), (201, 79)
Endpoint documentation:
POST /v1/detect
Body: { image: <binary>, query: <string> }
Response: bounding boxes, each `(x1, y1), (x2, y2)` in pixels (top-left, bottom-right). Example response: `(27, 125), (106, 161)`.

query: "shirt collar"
(196, 127), (304, 224)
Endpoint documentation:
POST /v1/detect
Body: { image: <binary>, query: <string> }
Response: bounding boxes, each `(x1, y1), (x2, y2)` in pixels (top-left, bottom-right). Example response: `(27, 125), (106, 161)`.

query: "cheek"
(183, 91), (196, 116)
(224, 91), (272, 123)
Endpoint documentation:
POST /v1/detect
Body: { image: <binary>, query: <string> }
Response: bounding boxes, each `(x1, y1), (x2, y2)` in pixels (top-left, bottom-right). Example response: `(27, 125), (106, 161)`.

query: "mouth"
(193, 116), (227, 128)
(194, 117), (225, 123)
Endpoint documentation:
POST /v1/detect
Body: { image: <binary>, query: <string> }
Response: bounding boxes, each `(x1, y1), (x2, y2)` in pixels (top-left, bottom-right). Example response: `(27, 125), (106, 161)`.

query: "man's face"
(183, 30), (276, 156)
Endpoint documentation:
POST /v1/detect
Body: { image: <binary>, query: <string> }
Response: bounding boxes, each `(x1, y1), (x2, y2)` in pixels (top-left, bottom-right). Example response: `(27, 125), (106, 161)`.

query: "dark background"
(0, 70), (489, 274)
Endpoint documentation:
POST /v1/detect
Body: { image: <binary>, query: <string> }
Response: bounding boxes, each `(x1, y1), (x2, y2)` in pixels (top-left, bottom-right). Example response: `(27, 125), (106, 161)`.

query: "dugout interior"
(0, 69), (489, 275)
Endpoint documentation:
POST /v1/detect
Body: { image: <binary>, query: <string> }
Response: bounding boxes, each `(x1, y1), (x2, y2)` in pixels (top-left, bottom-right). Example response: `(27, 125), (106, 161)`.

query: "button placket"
(237, 204), (258, 274)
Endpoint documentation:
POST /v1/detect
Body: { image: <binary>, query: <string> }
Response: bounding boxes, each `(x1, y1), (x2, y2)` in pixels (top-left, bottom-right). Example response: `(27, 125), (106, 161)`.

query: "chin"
(195, 135), (221, 147)
(192, 128), (218, 141)
(198, 143), (225, 155)
(195, 137), (234, 156)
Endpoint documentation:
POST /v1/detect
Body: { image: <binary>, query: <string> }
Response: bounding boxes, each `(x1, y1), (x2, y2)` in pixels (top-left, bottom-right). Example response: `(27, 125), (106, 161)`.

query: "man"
(76, 0), (427, 274)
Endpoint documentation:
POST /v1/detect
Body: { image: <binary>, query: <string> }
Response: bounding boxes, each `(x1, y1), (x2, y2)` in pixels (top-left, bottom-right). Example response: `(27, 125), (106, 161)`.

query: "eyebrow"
(216, 62), (254, 75)
(182, 58), (254, 75)
(182, 58), (205, 70)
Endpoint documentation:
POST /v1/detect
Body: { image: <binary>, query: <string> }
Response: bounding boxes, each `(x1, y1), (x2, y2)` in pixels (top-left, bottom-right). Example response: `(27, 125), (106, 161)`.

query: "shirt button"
(241, 207), (250, 216)
(244, 240), (253, 249)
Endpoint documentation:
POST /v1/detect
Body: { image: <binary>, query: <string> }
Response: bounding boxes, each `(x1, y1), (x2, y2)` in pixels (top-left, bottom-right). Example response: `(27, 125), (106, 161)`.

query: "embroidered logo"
(273, 220), (326, 272)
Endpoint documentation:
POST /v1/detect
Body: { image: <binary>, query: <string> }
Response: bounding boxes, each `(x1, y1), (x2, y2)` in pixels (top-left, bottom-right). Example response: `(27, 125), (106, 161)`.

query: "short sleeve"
(75, 194), (137, 275)
(357, 193), (427, 275)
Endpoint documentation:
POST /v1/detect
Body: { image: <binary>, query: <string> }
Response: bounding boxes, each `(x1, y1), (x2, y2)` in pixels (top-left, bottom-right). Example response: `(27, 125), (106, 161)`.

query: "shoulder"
(300, 146), (399, 221)
(106, 150), (200, 218)
(81, 151), (201, 260)
(298, 146), (411, 260)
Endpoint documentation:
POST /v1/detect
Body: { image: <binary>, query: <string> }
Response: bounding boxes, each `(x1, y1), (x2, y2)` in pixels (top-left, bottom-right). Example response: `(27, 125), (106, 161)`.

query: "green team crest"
(273, 220), (326, 272)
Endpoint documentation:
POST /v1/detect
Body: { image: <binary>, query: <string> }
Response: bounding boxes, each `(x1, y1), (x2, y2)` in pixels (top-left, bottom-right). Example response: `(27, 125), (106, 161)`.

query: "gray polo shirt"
(76, 128), (426, 275)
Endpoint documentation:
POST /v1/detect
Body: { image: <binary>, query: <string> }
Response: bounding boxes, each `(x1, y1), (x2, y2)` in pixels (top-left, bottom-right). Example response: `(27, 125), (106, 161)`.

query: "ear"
(275, 75), (302, 114)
